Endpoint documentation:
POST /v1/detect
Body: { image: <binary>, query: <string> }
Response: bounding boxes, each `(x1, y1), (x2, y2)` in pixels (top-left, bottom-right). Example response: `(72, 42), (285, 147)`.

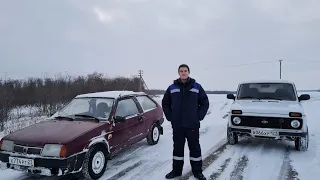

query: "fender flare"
(86, 132), (112, 153)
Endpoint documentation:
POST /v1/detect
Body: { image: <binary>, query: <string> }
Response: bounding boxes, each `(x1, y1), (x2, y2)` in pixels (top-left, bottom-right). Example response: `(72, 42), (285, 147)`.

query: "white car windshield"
(53, 97), (114, 121)
(237, 83), (297, 101)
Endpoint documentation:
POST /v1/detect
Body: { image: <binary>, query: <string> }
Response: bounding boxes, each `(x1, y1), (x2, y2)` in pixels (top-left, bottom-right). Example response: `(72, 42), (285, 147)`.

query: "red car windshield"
(53, 98), (114, 121)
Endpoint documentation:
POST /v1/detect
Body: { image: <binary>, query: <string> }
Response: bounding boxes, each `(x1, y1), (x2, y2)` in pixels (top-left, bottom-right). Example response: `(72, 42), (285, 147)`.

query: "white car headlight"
(233, 117), (241, 124)
(41, 144), (64, 157)
(291, 120), (300, 128)
(0, 140), (14, 152)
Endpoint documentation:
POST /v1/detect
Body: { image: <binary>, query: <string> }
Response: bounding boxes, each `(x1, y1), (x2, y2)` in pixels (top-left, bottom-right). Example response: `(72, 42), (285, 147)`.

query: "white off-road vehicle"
(226, 80), (310, 151)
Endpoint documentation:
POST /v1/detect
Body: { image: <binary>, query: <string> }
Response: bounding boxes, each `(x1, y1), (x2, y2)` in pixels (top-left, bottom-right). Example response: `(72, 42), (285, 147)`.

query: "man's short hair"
(178, 64), (190, 72)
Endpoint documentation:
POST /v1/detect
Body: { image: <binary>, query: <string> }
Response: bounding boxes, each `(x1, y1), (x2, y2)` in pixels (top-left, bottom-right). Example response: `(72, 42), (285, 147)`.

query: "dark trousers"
(172, 126), (202, 174)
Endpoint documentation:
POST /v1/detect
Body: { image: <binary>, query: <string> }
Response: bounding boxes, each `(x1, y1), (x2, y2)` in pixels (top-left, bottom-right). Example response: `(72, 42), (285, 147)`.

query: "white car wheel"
(152, 126), (160, 142)
(295, 127), (309, 151)
(92, 151), (105, 174)
(227, 127), (238, 145)
(147, 124), (160, 145)
(82, 146), (108, 179)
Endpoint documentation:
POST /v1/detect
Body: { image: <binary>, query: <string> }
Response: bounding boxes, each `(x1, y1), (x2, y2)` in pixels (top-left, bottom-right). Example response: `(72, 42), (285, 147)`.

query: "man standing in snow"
(162, 64), (209, 180)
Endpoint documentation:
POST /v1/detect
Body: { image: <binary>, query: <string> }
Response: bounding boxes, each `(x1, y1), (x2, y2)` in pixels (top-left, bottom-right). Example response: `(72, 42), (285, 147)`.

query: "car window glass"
(237, 83), (297, 101)
(56, 98), (114, 120)
(136, 96), (157, 111)
(94, 99), (113, 119)
(115, 98), (140, 117)
(64, 99), (89, 114)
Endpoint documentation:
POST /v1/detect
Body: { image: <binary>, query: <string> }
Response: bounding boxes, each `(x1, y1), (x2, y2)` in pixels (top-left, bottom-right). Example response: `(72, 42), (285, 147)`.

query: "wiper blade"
(260, 97), (282, 101)
(239, 96), (260, 99)
(74, 114), (100, 122)
(54, 116), (74, 121)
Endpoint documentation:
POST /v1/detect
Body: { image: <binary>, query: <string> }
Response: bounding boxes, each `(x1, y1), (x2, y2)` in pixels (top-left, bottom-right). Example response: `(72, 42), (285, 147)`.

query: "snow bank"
(0, 104), (49, 138)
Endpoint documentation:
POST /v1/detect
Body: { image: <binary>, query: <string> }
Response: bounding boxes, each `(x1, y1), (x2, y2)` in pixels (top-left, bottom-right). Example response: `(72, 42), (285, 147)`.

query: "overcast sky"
(1, 0), (320, 90)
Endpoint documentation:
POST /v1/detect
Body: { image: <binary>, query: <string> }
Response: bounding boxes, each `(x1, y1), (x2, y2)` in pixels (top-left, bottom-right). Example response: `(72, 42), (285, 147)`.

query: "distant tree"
(0, 72), (144, 119)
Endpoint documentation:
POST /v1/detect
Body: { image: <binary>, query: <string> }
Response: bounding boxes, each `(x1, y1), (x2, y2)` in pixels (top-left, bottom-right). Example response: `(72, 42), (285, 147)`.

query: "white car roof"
(75, 90), (147, 99)
(239, 79), (295, 84)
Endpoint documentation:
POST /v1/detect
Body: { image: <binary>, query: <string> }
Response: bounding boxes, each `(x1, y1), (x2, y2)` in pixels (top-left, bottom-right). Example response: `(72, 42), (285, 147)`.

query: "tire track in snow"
(240, 139), (298, 180)
(180, 140), (229, 180)
(109, 143), (147, 165)
(181, 138), (254, 180)
(277, 146), (300, 180)
(19, 172), (84, 180)
(107, 160), (143, 180)
(206, 138), (298, 180)
(216, 139), (263, 180)
(220, 102), (229, 110)
(222, 114), (228, 119)
(209, 157), (231, 179)
(229, 155), (249, 180)
(199, 126), (210, 136)
(193, 138), (265, 180)
(20, 175), (41, 180)
(20, 174), (60, 180)
(124, 159), (171, 180)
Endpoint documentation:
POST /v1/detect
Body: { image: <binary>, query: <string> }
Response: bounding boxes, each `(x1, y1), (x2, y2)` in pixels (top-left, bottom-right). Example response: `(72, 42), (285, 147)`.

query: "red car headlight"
(0, 140), (14, 152)
(41, 144), (67, 158)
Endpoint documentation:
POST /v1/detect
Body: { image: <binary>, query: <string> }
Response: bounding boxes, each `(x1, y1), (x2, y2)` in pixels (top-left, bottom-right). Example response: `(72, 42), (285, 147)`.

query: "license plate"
(251, 129), (279, 137)
(9, 157), (34, 167)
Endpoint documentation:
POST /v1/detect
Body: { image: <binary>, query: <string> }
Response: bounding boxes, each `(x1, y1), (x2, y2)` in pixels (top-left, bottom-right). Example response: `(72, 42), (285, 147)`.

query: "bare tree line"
(0, 72), (144, 131)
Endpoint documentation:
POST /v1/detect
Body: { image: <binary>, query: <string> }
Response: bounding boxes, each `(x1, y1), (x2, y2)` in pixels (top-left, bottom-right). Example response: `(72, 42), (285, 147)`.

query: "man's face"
(178, 67), (189, 80)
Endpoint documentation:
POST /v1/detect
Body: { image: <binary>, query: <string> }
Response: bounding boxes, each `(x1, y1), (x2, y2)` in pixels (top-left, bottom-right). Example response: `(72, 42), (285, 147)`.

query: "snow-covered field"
(1, 105), (48, 136)
(1, 93), (320, 180)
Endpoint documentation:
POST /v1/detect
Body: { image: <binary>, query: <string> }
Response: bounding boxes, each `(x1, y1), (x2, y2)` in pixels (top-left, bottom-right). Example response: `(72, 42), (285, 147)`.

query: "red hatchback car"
(0, 91), (164, 179)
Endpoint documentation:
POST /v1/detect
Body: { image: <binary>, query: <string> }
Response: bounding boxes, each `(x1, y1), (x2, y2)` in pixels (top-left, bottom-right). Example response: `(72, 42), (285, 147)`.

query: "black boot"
(194, 172), (206, 180)
(165, 170), (182, 179)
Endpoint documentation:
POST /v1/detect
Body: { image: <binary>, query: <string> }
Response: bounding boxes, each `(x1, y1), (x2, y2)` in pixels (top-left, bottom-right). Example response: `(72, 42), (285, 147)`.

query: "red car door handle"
(138, 116), (145, 121)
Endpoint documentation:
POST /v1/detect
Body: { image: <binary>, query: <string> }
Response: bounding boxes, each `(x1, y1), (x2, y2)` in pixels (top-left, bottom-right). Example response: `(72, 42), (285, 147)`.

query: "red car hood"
(4, 120), (104, 147)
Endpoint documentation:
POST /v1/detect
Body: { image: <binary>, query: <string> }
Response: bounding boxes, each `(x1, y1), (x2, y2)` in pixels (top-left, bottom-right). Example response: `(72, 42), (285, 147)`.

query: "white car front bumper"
(228, 125), (307, 138)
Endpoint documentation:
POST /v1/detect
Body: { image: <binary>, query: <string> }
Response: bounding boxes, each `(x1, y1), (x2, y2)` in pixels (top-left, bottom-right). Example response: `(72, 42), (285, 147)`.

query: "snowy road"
(1, 94), (320, 180)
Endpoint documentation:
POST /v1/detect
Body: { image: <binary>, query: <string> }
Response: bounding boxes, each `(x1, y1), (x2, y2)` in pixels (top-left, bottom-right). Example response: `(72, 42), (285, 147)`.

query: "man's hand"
(197, 84), (209, 121)
(162, 87), (172, 121)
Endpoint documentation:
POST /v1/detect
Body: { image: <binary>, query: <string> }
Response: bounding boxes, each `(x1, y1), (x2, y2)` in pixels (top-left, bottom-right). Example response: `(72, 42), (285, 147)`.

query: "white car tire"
(295, 127), (309, 151)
